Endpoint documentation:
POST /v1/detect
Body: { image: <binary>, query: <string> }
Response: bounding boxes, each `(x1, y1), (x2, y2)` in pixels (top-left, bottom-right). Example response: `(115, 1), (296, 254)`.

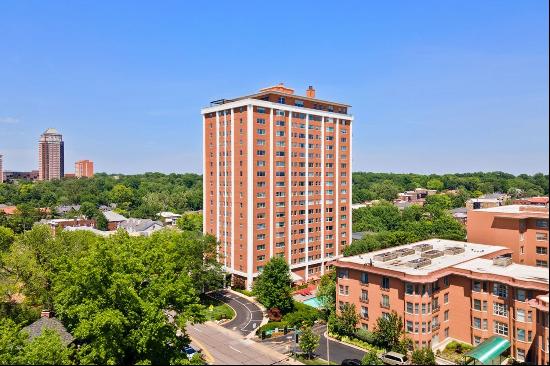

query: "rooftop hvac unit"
(405, 258), (432, 269)
(493, 256), (513, 267)
(413, 243), (433, 252)
(421, 250), (445, 259)
(373, 251), (399, 262)
(444, 247), (466, 255)
(393, 248), (416, 257)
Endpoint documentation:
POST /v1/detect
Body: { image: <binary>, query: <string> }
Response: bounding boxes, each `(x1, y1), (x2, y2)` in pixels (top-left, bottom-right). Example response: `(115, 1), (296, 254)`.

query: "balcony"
(381, 287), (390, 292)
(360, 282), (369, 287)
(380, 302), (391, 309)
(361, 314), (369, 320)
(360, 297), (369, 304)
(432, 323), (440, 331)
(432, 305), (440, 313)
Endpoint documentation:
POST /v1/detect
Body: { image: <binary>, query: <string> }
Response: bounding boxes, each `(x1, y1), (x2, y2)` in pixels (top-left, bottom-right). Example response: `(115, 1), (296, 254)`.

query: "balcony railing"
(380, 302), (391, 309)
(432, 323), (440, 331)
(360, 297), (369, 304)
(360, 282), (369, 287)
(361, 314), (369, 320)
(432, 305), (440, 313)
(381, 287), (390, 292)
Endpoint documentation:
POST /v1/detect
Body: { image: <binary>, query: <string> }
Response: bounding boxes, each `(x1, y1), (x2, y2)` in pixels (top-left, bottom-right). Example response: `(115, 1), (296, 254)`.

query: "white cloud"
(0, 117), (20, 124)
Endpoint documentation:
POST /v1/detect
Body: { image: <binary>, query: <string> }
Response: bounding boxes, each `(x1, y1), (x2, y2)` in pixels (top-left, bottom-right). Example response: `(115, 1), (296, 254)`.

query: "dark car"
(341, 359), (361, 366)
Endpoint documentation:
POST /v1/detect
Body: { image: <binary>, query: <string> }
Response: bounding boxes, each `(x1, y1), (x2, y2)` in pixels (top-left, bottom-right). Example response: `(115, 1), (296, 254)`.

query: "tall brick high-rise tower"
(38, 128), (64, 181)
(202, 84), (353, 288)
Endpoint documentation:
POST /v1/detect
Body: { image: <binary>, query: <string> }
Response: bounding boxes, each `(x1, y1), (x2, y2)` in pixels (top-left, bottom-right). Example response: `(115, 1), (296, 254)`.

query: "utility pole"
(326, 331), (330, 365)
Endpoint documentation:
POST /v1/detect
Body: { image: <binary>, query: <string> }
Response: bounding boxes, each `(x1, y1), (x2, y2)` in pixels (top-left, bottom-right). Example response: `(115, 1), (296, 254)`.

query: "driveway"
(187, 322), (301, 365)
(261, 324), (366, 364)
(209, 289), (264, 336)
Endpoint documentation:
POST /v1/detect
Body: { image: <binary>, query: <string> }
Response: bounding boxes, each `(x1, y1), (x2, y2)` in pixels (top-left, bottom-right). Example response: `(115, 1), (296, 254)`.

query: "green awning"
(465, 336), (510, 365)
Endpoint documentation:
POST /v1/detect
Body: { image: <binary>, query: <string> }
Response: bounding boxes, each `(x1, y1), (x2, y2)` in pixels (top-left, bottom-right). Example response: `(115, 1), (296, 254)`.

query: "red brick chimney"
(41, 310), (52, 318)
(306, 85), (316, 98)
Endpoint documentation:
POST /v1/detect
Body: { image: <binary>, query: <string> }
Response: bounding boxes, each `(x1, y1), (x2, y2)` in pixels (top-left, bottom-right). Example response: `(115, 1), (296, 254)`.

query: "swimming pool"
(303, 297), (322, 309)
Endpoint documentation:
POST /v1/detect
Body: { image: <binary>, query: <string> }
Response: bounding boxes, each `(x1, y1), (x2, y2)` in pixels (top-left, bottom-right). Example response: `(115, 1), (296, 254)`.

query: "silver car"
(379, 351), (409, 365)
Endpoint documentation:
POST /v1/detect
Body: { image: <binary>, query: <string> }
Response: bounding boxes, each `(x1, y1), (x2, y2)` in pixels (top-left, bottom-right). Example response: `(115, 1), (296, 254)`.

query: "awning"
(465, 336), (510, 365)
(290, 272), (303, 282)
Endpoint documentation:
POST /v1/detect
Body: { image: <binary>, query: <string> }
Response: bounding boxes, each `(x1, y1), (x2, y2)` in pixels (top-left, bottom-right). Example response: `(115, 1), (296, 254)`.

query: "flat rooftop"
(453, 258), (549, 285)
(472, 204), (549, 219)
(339, 238), (507, 276)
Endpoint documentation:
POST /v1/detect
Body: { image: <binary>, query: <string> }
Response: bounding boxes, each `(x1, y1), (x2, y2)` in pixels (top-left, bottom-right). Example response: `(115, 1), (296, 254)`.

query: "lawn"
(294, 354), (338, 365)
(438, 340), (473, 364)
(201, 295), (235, 322)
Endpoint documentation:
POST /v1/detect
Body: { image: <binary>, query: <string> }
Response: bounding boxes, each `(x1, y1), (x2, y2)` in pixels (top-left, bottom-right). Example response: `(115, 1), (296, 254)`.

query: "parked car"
(341, 359), (361, 366)
(183, 345), (199, 360)
(379, 351), (409, 365)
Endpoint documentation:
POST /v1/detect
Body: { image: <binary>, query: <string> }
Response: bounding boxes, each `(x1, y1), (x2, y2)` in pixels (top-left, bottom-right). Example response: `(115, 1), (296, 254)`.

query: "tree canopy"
(252, 257), (293, 314)
(0, 224), (221, 365)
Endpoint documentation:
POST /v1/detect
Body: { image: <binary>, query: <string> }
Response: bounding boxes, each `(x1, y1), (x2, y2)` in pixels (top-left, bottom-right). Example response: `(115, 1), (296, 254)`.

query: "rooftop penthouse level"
(467, 205), (549, 267)
(207, 83), (351, 115)
(335, 239), (549, 363)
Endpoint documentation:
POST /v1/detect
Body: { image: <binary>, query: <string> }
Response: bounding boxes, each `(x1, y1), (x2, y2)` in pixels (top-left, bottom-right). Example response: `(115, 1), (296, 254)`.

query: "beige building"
(38, 128), (64, 181)
(202, 84), (353, 289)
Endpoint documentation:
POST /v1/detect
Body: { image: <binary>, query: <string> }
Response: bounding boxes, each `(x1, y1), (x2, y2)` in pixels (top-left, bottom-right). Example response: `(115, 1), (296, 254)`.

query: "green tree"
(370, 180), (400, 201)
(0, 318), (27, 364)
(328, 303), (359, 337)
(252, 257), (293, 314)
(426, 179), (444, 191)
(373, 311), (404, 351)
(176, 212), (203, 232)
(109, 184), (134, 207)
(316, 271), (336, 314)
(299, 326), (320, 359)
(361, 350), (383, 365)
(0, 226), (15, 252)
(20, 329), (72, 365)
(411, 347), (436, 365)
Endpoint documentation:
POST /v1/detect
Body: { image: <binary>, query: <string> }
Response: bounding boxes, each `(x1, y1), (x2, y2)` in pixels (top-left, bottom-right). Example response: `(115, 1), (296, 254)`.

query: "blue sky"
(0, 0), (548, 175)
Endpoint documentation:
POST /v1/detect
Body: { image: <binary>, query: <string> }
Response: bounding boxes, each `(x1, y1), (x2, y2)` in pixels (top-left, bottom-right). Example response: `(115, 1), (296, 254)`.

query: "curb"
(189, 335), (215, 364)
(324, 331), (370, 353)
(226, 289), (270, 335)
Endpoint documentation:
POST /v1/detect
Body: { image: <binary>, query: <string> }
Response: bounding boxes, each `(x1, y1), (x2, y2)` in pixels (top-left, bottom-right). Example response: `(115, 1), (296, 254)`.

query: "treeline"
(352, 171), (549, 203)
(345, 196), (466, 257)
(0, 225), (220, 364)
(0, 172), (202, 219)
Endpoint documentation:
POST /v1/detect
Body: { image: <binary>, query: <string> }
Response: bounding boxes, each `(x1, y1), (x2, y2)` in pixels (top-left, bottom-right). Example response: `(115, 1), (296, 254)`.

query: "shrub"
(268, 307), (282, 322)
(256, 321), (287, 335)
(355, 328), (376, 344)
(282, 302), (320, 327)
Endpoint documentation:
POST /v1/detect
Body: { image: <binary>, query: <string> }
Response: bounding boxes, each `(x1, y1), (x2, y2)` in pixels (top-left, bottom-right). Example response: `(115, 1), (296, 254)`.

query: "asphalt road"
(209, 290), (264, 336)
(187, 322), (301, 365)
(261, 324), (366, 364)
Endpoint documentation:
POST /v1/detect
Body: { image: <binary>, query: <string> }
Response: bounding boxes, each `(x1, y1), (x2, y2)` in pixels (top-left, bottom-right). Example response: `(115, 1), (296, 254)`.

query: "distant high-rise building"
(75, 160), (94, 178)
(0, 154), (4, 183)
(202, 84), (353, 289)
(38, 128), (64, 181)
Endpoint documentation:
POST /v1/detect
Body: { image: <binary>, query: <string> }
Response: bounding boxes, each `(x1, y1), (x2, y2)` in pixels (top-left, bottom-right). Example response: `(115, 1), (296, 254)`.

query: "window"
(444, 293), (449, 304)
(516, 289), (527, 302)
(406, 320), (414, 333)
(381, 294), (390, 308)
(256, 244), (265, 250)
(516, 349), (525, 362)
(536, 246), (548, 254)
(473, 281), (482, 292)
(516, 309), (526, 322)
(339, 285), (349, 296)
(535, 219), (548, 228)
(536, 232), (548, 241)
(360, 272), (369, 284)
(361, 290), (369, 302)
(493, 283), (508, 298)
(338, 269), (349, 279)
(517, 328), (526, 341)
(406, 302), (413, 313)
(473, 299), (482, 311)
(493, 302), (508, 317)
(473, 317), (481, 329)
(405, 283), (414, 295)
(444, 310), (449, 321)
(494, 321), (508, 336)
(257, 129), (265, 135)
(443, 276), (450, 286)
(361, 306), (368, 319)
(536, 260), (548, 267)
(381, 277), (390, 289)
